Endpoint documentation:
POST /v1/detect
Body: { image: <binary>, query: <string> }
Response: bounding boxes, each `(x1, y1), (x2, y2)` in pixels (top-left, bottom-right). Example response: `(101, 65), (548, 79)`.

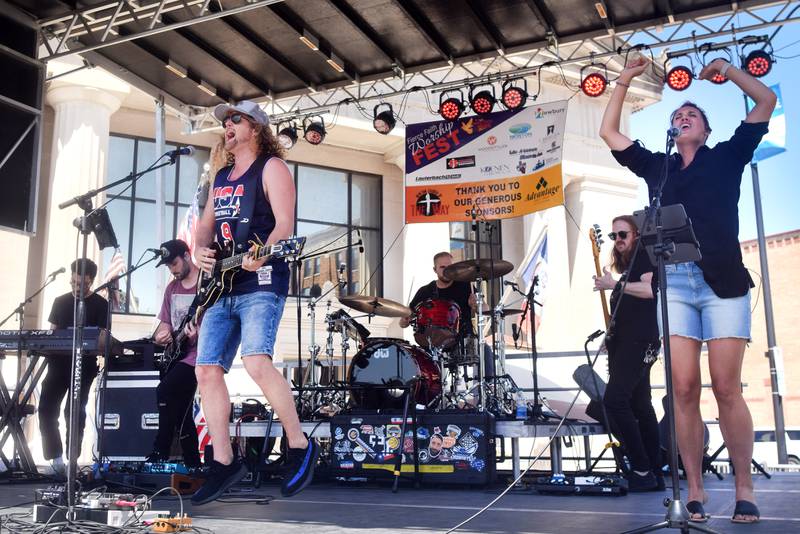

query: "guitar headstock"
(589, 224), (604, 259)
(268, 236), (307, 262)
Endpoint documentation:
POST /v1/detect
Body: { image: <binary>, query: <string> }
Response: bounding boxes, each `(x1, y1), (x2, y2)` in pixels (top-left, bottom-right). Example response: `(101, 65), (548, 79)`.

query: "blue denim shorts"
(197, 291), (287, 372)
(658, 262), (750, 342)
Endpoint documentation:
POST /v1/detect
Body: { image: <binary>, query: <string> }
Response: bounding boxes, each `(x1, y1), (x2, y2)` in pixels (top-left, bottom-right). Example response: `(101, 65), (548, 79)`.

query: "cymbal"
(338, 295), (411, 318)
(443, 259), (514, 282)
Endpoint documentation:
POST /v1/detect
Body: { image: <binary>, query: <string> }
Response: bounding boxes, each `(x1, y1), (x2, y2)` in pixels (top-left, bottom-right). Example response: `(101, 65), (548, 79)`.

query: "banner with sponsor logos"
(404, 101), (567, 223)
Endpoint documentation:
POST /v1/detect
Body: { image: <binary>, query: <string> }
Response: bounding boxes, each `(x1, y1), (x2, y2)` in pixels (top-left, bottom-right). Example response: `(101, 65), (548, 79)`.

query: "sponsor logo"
(480, 164), (511, 176)
(535, 107), (566, 119)
(547, 124), (555, 135)
(517, 161), (526, 174)
(536, 177), (549, 190)
(546, 141), (561, 153)
(534, 159), (545, 170)
(446, 155), (475, 169)
(487, 135), (497, 145)
(413, 190), (449, 217)
(526, 177), (562, 202)
(508, 123), (532, 135)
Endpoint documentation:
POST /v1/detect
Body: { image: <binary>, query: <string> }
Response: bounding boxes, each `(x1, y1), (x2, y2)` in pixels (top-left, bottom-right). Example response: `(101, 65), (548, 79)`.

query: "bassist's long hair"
(609, 215), (639, 274)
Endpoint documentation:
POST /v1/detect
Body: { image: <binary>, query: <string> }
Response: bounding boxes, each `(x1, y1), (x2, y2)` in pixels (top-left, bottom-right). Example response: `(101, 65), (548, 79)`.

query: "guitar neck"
(592, 255), (611, 328)
(217, 246), (276, 272)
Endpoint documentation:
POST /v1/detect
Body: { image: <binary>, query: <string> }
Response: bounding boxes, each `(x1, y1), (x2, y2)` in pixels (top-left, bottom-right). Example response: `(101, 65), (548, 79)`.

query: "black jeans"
(152, 362), (200, 465)
(603, 338), (661, 473)
(38, 356), (98, 461)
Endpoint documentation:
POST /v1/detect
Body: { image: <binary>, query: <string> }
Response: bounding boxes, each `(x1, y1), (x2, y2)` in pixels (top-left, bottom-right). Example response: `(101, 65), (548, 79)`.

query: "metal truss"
(243, 0), (800, 127)
(37, 0), (284, 62)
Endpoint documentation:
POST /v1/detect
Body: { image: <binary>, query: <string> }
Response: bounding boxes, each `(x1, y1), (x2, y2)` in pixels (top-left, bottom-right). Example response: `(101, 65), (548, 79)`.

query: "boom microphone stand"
(623, 131), (715, 534)
(510, 278), (545, 421)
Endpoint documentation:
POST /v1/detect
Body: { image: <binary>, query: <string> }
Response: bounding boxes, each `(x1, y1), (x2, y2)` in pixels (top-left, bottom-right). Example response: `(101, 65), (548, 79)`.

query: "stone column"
(40, 81), (126, 327)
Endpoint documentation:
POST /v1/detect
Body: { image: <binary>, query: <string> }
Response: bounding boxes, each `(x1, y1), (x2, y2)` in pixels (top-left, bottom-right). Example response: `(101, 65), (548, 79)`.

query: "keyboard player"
(38, 259), (108, 476)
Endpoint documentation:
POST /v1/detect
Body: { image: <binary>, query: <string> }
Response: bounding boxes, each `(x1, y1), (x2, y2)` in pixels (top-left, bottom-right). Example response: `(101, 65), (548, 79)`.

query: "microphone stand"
(512, 278), (544, 421)
(0, 271), (63, 475)
(624, 131), (714, 534)
(58, 152), (178, 514)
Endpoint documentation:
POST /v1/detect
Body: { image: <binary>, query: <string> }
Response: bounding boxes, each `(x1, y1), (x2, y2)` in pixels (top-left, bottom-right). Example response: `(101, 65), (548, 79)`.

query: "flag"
(747, 84), (786, 163)
(177, 182), (204, 259)
(193, 399), (211, 459)
(518, 231), (549, 334)
(103, 249), (127, 312)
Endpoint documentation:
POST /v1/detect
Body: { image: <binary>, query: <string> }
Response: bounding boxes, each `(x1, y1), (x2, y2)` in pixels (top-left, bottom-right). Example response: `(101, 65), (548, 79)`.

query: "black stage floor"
(0, 472), (797, 533)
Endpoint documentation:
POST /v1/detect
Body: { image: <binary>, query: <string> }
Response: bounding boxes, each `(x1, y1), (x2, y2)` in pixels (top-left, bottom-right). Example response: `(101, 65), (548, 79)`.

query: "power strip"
(32, 504), (168, 526)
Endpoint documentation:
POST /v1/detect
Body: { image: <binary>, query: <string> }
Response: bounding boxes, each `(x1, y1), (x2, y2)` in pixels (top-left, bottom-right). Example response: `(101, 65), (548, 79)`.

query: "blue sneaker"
(281, 438), (319, 497)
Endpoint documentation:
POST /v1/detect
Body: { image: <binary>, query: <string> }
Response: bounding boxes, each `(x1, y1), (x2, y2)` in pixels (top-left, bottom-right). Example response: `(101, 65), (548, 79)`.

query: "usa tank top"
(212, 155), (290, 296)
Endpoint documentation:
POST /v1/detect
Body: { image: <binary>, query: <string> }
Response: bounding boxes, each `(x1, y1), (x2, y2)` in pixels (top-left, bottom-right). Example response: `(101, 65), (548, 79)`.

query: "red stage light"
(710, 72), (728, 84)
(439, 97), (464, 121)
(581, 72), (607, 97)
(666, 66), (693, 91)
(470, 90), (495, 115)
(744, 50), (772, 78)
(501, 86), (527, 110)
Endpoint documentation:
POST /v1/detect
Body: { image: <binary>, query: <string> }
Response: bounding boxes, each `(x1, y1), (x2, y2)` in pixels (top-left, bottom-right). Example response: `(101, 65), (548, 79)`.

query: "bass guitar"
(589, 224), (611, 329)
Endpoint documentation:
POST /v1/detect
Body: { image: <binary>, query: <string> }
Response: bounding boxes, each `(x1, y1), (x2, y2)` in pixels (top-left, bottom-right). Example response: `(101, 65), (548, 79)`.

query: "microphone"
(165, 146), (195, 158)
(667, 127), (681, 139)
(48, 267), (66, 279)
(337, 262), (347, 288)
(356, 229), (364, 253)
(338, 262), (346, 275)
(146, 247), (169, 257)
(503, 280), (518, 288)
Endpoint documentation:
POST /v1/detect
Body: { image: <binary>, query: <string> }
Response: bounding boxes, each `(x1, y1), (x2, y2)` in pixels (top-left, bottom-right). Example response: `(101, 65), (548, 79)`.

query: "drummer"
(399, 251), (477, 338)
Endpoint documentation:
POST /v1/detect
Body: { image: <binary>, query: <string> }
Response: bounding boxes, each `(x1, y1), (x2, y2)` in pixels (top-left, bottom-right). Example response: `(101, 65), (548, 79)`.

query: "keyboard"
(0, 327), (123, 356)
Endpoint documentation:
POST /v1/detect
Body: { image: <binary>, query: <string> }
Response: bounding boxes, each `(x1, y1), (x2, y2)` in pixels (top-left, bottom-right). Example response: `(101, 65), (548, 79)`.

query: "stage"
(1, 471), (797, 533)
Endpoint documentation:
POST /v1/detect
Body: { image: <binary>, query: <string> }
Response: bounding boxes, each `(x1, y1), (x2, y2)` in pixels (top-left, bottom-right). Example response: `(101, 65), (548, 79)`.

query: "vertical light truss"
(231, 0), (800, 126)
(37, 0), (285, 61)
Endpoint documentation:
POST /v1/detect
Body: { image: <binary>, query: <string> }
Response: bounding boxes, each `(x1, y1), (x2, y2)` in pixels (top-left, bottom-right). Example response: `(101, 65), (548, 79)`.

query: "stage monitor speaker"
(0, 10), (44, 234)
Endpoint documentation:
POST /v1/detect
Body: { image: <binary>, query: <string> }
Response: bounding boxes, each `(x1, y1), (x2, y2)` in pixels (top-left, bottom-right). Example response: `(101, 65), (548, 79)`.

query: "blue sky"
(629, 21), (800, 241)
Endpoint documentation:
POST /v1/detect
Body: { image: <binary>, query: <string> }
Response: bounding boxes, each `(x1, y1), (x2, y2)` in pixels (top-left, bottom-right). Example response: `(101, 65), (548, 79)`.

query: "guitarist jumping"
(149, 239), (202, 467)
(192, 100), (317, 505)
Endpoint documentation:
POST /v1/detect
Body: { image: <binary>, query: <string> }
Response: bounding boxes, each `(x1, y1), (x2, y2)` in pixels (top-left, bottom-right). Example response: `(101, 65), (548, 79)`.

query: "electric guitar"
(589, 224), (611, 328)
(158, 294), (204, 373)
(196, 236), (306, 311)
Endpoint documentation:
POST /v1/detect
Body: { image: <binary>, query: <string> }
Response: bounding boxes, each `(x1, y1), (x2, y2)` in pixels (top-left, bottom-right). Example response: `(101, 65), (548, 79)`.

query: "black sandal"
(731, 500), (760, 524)
(686, 501), (710, 523)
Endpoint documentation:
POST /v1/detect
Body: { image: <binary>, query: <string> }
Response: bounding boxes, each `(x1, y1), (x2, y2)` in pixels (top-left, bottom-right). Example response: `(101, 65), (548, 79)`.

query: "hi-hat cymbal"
(443, 259), (514, 282)
(338, 295), (411, 318)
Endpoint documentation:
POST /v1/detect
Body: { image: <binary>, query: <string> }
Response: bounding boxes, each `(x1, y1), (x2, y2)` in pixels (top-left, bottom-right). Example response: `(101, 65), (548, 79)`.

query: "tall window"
(295, 165), (382, 297)
(103, 134), (209, 315)
(450, 221), (502, 301)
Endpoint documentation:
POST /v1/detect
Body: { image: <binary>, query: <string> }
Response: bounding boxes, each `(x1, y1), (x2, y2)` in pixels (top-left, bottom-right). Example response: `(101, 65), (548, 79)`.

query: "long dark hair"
(225, 120), (285, 165)
(609, 215), (639, 274)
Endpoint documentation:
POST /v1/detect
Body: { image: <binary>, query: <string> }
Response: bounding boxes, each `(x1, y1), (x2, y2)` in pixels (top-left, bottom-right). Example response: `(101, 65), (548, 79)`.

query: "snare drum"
(413, 298), (460, 350)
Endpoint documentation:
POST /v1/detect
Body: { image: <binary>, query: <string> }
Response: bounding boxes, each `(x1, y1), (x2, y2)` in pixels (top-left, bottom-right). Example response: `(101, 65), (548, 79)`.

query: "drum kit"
(299, 258), (525, 419)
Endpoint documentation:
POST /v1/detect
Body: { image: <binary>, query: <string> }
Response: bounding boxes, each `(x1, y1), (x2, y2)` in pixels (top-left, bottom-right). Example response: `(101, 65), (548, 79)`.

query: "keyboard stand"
(0, 351), (47, 475)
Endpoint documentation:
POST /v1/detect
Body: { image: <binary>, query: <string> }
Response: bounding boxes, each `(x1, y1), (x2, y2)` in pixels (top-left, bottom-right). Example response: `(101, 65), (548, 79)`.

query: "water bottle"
(233, 393), (242, 420)
(515, 390), (527, 420)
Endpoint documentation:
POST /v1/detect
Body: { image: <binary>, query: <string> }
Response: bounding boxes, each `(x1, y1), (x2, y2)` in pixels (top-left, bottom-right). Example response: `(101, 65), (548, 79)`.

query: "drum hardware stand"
(623, 130), (713, 533)
(473, 276), (487, 411)
(304, 276), (342, 415)
(510, 277), (546, 421)
(0, 270), (64, 477)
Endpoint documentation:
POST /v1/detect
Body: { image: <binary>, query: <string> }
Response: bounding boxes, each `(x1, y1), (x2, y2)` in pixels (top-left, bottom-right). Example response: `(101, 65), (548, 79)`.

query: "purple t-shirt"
(158, 279), (199, 366)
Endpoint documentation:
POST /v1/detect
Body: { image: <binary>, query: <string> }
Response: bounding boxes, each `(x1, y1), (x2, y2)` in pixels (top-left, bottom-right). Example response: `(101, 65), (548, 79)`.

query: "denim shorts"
(657, 262), (750, 342)
(197, 291), (287, 372)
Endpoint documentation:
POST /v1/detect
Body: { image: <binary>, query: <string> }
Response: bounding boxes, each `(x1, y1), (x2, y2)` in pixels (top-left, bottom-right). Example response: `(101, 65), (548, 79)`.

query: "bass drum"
(348, 338), (441, 410)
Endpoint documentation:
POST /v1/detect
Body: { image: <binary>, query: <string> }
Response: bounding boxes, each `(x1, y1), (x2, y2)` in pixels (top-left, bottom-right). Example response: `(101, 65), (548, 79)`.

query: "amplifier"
(99, 371), (160, 460)
(534, 474), (628, 496)
(329, 410), (495, 485)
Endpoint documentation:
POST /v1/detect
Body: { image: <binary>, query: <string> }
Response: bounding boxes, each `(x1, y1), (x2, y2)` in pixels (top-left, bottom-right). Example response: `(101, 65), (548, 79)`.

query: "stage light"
(373, 103), (396, 134)
(469, 86), (496, 115)
(303, 117), (326, 145)
(501, 79), (528, 110)
(710, 71), (728, 84)
(581, 72), (607, 97)
(277, 122), (298, 149)
(743, 50), (773, 78)
(666, 65), (693, 91)
(439, 91), (465, 121)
